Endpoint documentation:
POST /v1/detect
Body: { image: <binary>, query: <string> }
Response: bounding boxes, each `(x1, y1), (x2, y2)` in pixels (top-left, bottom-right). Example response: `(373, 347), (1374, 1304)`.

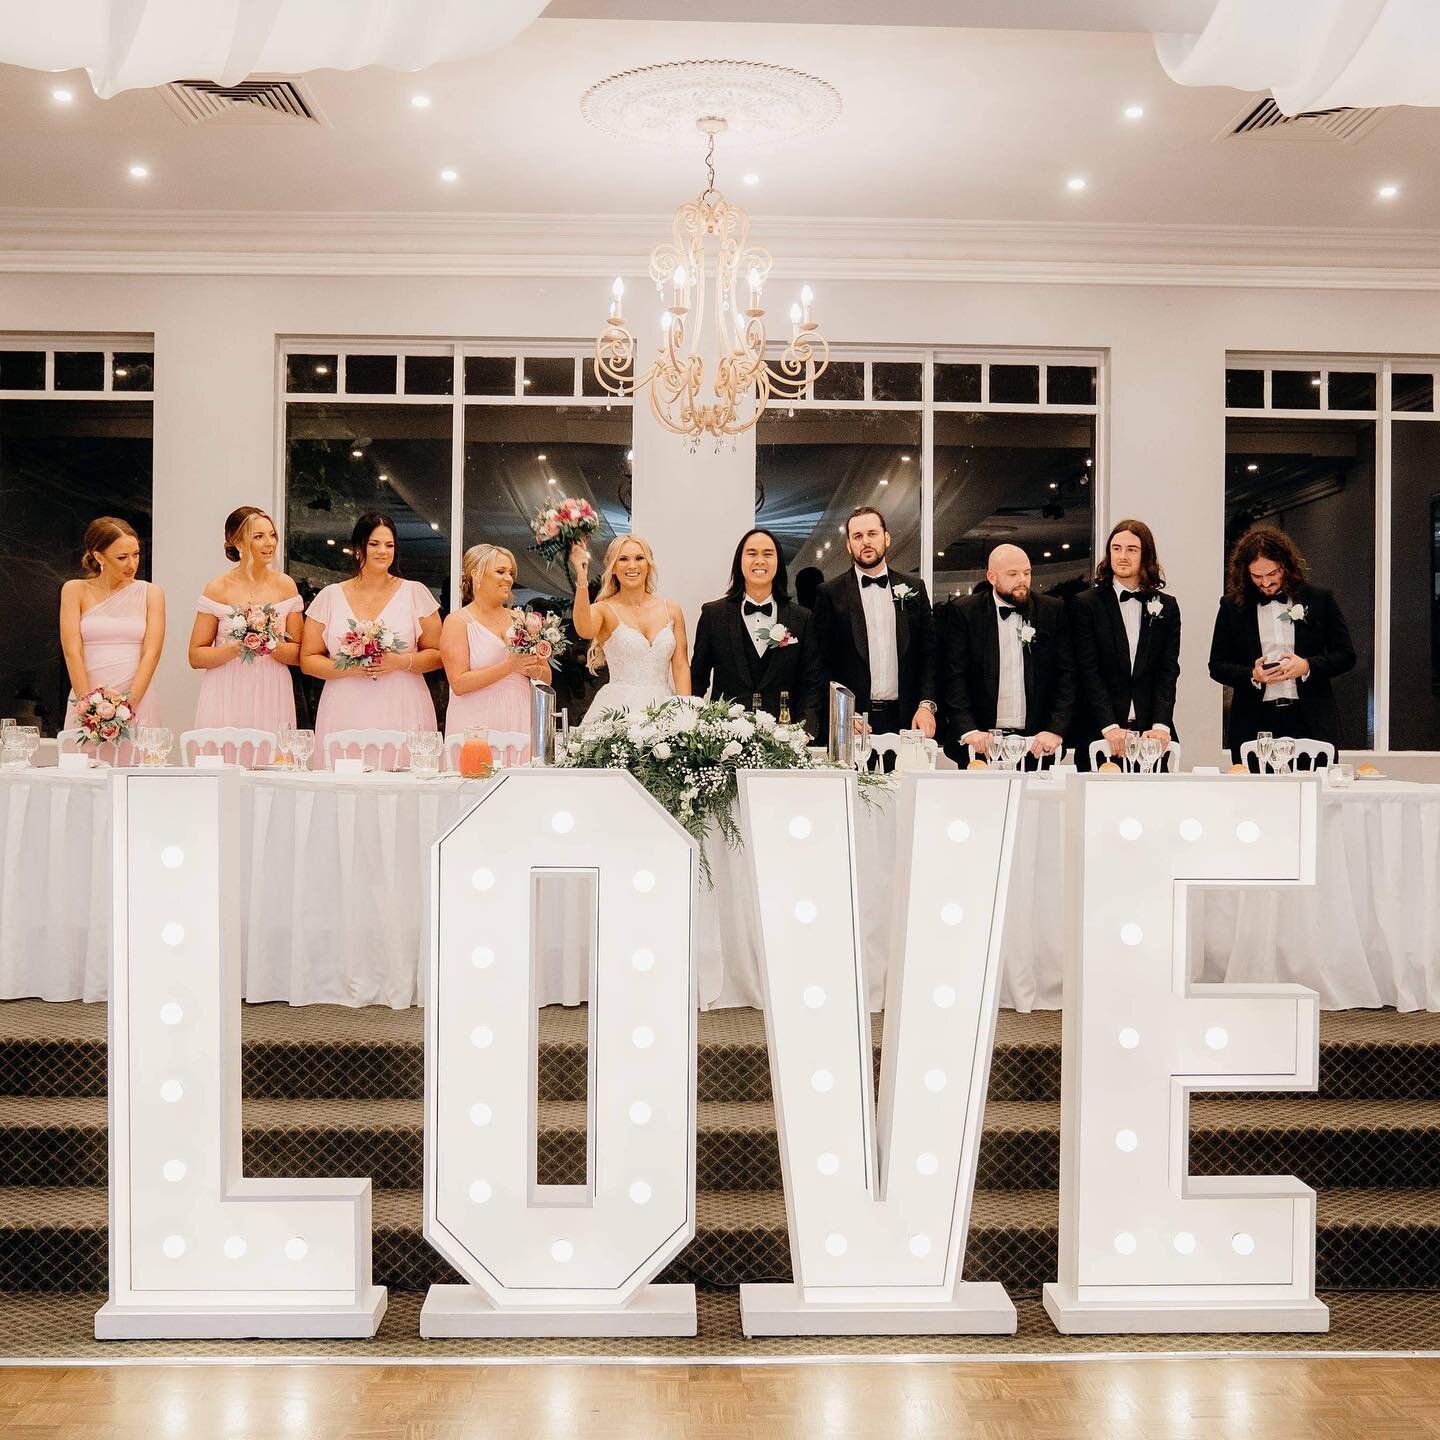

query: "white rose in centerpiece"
(652, 741), (672, 760)
(722, 740), (744, 759)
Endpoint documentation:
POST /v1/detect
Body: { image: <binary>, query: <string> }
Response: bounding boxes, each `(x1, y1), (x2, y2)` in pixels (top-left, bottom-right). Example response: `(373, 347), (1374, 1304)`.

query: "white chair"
(180, 727), (276, 768)
(55, 728), (84, 753)
(867, 732), (939, 769)
(1087, 739), (1183, 773)
(1239, 738), (1335, 773)
(443, 729), (531, 771)
(324, 727), (409, 772)
(967, 737), (1068, 772)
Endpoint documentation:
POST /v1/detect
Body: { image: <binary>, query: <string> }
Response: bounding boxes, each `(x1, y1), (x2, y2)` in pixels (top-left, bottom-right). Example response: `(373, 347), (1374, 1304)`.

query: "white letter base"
(420, 1283), (697, 1338)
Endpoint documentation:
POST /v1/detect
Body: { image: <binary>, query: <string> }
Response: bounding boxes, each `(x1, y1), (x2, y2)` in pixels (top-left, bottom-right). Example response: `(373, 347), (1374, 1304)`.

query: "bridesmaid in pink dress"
(440, 543), (550, 761)
(300, 511), (442, 766)
(59, 516), (166, 765)
(188, 507), (301, 755)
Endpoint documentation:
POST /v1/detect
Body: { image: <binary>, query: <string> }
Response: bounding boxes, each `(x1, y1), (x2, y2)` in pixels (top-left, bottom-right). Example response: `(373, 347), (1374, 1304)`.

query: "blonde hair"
(460, 542), (518, 605)
(587, 534), (658, 674)
(224, 506), (273, 563)
(81, 516), (139, 576)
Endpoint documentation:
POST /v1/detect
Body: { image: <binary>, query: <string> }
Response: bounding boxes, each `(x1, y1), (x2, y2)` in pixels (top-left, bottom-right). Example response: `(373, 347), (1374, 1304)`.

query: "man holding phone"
(1208, 524), (1356, 763)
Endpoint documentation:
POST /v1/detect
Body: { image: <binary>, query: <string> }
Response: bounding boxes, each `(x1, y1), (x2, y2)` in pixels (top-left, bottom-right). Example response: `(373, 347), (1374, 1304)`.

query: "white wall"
(3, 265), (1438, 758)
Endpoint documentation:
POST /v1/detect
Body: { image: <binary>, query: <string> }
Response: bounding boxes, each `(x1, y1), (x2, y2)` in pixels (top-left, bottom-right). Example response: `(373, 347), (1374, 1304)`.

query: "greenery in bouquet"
(505, 607), (569, 667)
(531, 496), (600, 573)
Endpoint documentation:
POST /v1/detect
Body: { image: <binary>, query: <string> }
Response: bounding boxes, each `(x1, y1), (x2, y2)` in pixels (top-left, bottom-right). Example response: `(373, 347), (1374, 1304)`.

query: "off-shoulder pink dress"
(443, 619), (533, 760)
(193, 594), (301, 734)
(308, 579), (439, 761)
(63, 580), (160, 765)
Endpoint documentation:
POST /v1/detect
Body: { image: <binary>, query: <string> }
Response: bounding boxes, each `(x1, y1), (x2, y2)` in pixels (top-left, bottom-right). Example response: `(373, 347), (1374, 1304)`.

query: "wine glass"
(1139, 734), (1163, 774)
(988, 729), (1006, 767)
(1254, 730), (1274, 774)
(275, 722), (296, 769)
(1124, 731), (1142, 773)
(150, 726), (172, 766)
(1271, 736), (1296, 775)
(1003, 734), (1028, 772)
(853, 713), (872, 771)
(290, 728), (315, 773)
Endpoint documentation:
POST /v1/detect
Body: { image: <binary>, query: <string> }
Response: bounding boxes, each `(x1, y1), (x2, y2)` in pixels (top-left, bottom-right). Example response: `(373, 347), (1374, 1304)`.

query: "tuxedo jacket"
(1207, 583), (1356, 755)
(690, 596), (824, 735)
(1069, 583), (1181, 765)
(937, 591), (1076, 763)
(810, 568), (936, 737)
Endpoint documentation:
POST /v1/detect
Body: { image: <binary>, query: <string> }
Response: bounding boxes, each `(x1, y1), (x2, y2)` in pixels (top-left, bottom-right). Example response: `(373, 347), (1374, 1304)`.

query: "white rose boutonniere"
(1018, 622), (1037, 648)
(891, 582), (916, 607)
(1287, 602), (1307, 623)
(761, 621), (796, 652)
(1146, 597), (1163, 618)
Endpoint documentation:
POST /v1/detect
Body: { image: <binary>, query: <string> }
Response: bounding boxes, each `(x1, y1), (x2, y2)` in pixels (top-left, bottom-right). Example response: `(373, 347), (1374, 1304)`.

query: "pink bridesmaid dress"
(443, 619), (533, 761)
(63, 580), (160, 766)
(308, 579), (439, 764)
(193, 595), (301, 736)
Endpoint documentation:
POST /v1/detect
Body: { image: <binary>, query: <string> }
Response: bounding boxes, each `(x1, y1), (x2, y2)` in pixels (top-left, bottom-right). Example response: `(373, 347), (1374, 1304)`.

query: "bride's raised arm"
(569, 541), (607, 641)
(668, 600), (692, 697)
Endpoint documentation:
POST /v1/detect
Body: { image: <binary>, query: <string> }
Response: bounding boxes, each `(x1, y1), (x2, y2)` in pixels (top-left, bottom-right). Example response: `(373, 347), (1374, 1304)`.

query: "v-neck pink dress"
(63, 580), (161, 765)
(193, 594), (302, 734)
(443, 619), (533, 758)
(307, 579), (439, 760)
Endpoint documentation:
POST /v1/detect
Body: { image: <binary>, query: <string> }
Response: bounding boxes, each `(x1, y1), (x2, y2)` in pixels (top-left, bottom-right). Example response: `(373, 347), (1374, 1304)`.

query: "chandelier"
(593, 119), (829, 448)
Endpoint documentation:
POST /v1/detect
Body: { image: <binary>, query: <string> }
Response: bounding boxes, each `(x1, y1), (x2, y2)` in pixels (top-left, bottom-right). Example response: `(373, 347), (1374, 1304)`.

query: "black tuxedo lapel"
(981, 602), (1000, 712)
(1102, 586), (1133, 680)
(845, 571), (871, 673)
(1245, 601), (1263, 665)
(727, 602), (764, 688)
(1131, 597), (1154, 679)
(1020, 601), (1036, 717)
(893, 583), (911, 665)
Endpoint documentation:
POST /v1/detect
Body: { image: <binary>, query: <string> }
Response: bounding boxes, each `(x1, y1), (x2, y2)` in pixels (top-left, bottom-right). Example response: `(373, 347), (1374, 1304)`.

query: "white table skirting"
(2, 768), (1439, 1012)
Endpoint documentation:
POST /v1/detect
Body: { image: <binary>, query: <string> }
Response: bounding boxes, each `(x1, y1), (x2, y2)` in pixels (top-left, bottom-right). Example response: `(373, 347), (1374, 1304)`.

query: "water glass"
(988, 729), (1006, 767)
(1139, 734), (1164, 774)
(275, 722), (296, 769)
(1254, 731), (1274, 773)
(408, 729), (443, 779)
(1270, 736), (1296, 775)
(1, 724), (36, 771)
(290, 728), (315, 773)
(141, 725), (172, 766)
(1002, 734), (1028, 772)
(1329, 762), (1355, 789)
(1123, 731), (1142, 772)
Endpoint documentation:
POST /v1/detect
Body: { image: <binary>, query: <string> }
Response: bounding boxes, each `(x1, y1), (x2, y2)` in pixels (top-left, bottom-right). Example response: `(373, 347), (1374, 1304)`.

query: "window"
(1390, 366), (1440, 748)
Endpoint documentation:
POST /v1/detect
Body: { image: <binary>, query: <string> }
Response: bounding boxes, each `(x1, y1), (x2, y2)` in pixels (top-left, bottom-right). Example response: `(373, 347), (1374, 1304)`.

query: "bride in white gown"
(571, 534), (691, 717)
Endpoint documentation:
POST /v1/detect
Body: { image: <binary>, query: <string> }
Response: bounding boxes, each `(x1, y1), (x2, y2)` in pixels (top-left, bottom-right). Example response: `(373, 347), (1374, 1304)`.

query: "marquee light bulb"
(825, 1232), (847, 1256)
(161, 922), (185, 947)
(1118, 1027), (1140, 1049)
(909, 1233), (932, 1257)
(1237, 820), (1261, 844)
(811, 1068), (834, 1093)
(162, 1235), (186, 1259)
(628, 1100), (651, 1125)
(1114, 1231), (1137, 1255)
(1173, 1231), (1197, 1255)
(160, 1079), (183, 1103)
(1232, 1232), (1255, 1255)
(470, 1025), (494, 1050)
(285, 1237), (309, 1260)
(1120, 923), (1143, 946)
(629, 1180), (652, 1205)
(471, 868), (495, 892)
(816, 1152), (839, 1175)
(946, 819), (971, 844)
(469, 1102), (492, 1127)
(788, 816), (812, 840)
(1115, 1129), (1138, 1152)
(160, 1002), (183, 1026)
(162, 1159), (186, 1183)
(1119, 818), (1143, 842)
(469, 1180), (492, 1204)
(223, 1235), (247, 1260)
(933, 984), (956, 1009)
(550, 811), (574, 834)
(916, 1151), (939, 1175)
(630, 948), (655, 972)
(551, 1239), (574, 1263)
(802, 985), (826, 1009)
(160, 846), (184, 868)
(1205, 1026), (1230, 1051)
(940, 902), (964, 926)
(924, 1068), (947, 1092)
(632, 869), (655, 893)
(631, 1025), (655, 1050)
(794, 899), (817, 924)
(471, 945), (494, 970)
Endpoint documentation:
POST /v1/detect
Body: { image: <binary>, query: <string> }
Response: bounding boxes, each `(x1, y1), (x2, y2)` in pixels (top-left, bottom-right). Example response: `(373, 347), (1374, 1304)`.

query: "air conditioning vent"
(1224, 97), (1393, 144)
(159, 76), (326, 127)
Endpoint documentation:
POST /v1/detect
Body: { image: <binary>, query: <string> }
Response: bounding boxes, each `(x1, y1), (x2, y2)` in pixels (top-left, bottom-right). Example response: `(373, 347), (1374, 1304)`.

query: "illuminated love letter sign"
(96, 771), (385, 1339)
(738, 770), (1022, 1336)
(1043, 775), (1328, 1334)
(422, 769), (699, 1337)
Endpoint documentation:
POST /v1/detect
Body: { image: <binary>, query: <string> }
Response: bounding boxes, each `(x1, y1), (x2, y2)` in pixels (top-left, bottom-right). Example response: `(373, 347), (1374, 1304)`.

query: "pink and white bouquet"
(332, 617), (408, 671)
(73, 686), (134, 747)
(505, 608), (569, 668)
(531, 495), (600, 567)
(220, 602), (283, 664)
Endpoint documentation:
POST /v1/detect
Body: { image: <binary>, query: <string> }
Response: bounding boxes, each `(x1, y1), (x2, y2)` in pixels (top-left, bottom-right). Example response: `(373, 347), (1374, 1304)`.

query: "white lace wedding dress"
(588, 619), (677, 718)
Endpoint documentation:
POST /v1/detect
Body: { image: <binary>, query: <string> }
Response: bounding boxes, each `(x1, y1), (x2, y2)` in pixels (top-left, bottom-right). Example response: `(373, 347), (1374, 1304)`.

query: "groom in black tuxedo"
(690, 528), (824, 734)
(811, 506), (938, 745)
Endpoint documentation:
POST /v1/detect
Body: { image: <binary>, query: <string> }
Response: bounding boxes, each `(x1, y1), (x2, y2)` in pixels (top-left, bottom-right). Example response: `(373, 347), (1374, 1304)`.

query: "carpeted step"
(6, 1185), (1438, 1297)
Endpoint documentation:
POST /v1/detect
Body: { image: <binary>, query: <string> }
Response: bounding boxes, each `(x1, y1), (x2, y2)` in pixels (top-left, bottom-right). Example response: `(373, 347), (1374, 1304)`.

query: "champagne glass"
(988, 728), (1005, 767)
(1139, 734), (1163, 774)
(275, 722), (295, 769)
(290, 728), (315, 773)
(1271, 736), (1296, 775)
(1254, 731), (1274, 773)
(1124, 731), (1142, 773)
(1003, 733), (1028, 772)
(853, 713), (872, 771)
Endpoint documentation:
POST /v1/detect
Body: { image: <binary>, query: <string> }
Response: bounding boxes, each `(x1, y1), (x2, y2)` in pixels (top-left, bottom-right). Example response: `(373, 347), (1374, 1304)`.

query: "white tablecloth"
(2, 769), (1439, 1011)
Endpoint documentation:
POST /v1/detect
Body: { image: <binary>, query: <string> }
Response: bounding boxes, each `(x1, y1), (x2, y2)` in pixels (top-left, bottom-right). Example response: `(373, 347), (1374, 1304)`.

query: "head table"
(0, 765), (1437, 1012)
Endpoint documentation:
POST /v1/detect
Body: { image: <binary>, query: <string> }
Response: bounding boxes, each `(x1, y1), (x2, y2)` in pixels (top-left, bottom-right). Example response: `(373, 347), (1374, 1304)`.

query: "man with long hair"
(690, 528), (823, 734)
(1069, 518), (1181, 770)
(1208, 524), (1356, 762)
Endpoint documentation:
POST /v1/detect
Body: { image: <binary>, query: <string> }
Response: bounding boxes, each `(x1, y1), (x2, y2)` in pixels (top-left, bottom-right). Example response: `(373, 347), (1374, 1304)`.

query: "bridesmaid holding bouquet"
(301, 511), (442, 763)
(188, 507), (302, 740)
(59, 516), (166, 763)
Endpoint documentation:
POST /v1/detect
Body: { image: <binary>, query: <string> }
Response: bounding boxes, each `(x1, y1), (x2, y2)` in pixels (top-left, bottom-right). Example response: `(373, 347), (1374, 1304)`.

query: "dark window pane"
(1326, 371), (1376, 411)
(934, 364), (981, 404)
(989, 364), (1040, 405)
(345, 354), (397, 395)
(812, 361), (864, 402)
(1389, 422), (1440, 747)
(0, 351), (45, 390)
(287, 354), (338, 394)
(1393, 372), (1434, 413)
(870, 361), (922, 403)
(1046, 365), (1097, 406)
(1271, 369), (1322, 409)
(111, 352), (153, 392)
(582, 354), (631, 398)
(0, 400), (153, 733)
(54, 352), (104, 391)
(523, 357), (576, 398)
(466, 356), (517, 396)
(1225, 368), (1264, 408)
(404, 355), (453, 396)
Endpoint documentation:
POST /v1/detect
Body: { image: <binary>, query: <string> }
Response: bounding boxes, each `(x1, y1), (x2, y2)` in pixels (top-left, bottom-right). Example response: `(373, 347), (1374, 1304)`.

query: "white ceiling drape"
(0, 0), (549, 99)
(1156, 0), (1440, 115)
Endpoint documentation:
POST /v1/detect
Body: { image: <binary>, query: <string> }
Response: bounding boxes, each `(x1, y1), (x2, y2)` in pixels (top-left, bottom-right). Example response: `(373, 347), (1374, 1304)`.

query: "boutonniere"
(1146, 597), (1163, 618)
(1286, 602), (1307, 623)
(1018, 622), (1037, 648)
(891, 582), (916, 607)
(760, 621), (796, 651)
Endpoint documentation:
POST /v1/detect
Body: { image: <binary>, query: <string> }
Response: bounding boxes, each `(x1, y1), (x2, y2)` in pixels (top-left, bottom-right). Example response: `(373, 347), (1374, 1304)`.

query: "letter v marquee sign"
(738, 769), (1023, 1336)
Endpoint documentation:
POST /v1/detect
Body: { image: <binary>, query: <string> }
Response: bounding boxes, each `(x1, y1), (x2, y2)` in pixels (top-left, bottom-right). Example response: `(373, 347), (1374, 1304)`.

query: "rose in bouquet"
(73, 686), (135, 747)
(531, 496), (600, 571)
(504, 607), (569, 668)
(332, 617), (408, 672)
(220, 602), (283, 664)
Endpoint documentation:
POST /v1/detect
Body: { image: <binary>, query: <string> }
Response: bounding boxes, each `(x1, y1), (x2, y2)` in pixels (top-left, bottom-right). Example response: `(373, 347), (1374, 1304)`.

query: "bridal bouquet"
(220, 602), (283, 664)
(531, 496), (600, 567)
(73, 686), (135, 747)
(505, 607), (569, 667)
(332, 617), (408, 671)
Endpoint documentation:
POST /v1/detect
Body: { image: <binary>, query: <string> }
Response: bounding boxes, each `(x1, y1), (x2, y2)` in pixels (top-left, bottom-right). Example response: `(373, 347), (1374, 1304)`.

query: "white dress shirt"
(856, 566), (899, 701)
(1257, 598), (1299, 701)
(743, 592), (775, 658)
(993, 595), (1026, 730)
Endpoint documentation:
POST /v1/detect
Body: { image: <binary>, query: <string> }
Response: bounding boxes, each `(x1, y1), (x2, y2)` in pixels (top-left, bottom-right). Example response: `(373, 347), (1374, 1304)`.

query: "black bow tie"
(1266, 595), (1291, 608)
(860, 572), (889, 589)
(743, 600), (773, 617)
(997, 605), (1019, 621)
(1118, 589), (1142, 604)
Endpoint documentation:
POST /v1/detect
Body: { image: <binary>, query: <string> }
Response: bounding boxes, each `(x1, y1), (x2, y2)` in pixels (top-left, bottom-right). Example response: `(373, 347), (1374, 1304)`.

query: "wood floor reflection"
(2, 1357), (1439, 1439)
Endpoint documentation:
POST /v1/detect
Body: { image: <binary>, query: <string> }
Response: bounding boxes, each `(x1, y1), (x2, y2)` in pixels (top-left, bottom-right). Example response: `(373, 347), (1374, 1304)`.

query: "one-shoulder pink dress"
(308, 579), (440, 763)
(63, 580), (161, 765)
(193, 594), (302, 734)
(443, 619), (533, 761)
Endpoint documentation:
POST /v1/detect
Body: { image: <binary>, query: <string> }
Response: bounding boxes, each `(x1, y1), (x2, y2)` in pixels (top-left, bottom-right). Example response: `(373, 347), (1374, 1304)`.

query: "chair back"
(443, 729), (531, 772)
(323, 728), (409, 771)
(180, 727), (276, 768)
(867, 732), (939, 770)
(1086, 739), (1183, 773)
(1238, 738), (1335, 773)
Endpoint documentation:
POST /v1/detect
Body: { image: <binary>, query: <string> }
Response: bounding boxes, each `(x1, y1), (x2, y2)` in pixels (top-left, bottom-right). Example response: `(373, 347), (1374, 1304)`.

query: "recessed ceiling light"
(350, 448), (363, 459)
(537, 453), (547, 461)
(1123, 104), (1144, 120)
(440, 168), (458, 183)
(430, 521), (440, 530)
(1378, 183), (1399, 200)
(1061, 542), (1071, 550)
(1246, 462), (1259, 472)
(128, 163), (149, 179)
(113, 366), (129, 379)
(879, 477), (890, 486)
(1066, 176), (1087, 193)
(314, 363), (330, 376)
(625, 448), (634, 461)
(742, 173), (759, 186)
(523, 377), (533, 386)
(411, 94), (432, 109)
(1043, 550), (1053, 558)
(900, 454), (912, 462)
(51, 87), (74, 104)
(547, 477), (557, 486)
(1049, 481), (1058, 490)
(326, 538), (336, 547)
